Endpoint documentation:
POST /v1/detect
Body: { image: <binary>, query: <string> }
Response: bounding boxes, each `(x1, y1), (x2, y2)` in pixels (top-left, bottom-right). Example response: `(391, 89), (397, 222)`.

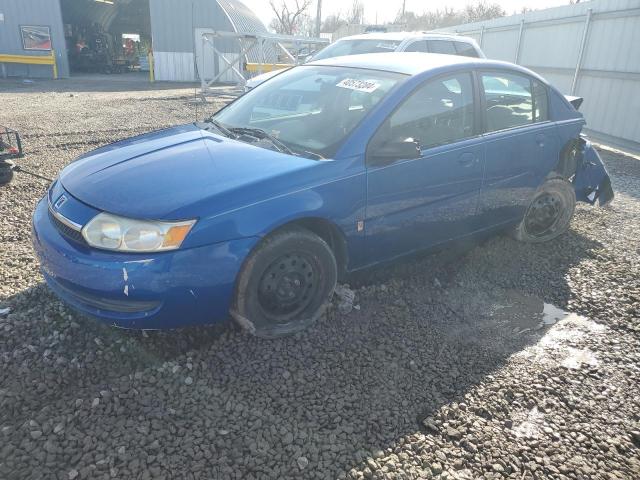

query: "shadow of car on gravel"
(0, 228), (605, 479)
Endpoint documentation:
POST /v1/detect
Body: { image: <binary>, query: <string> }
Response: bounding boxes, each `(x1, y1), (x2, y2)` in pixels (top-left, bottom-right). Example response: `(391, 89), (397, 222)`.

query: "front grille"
(48, 209), (86, 245)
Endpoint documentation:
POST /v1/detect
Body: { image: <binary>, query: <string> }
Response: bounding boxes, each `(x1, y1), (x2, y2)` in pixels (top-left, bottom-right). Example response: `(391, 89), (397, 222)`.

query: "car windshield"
(310, 39), (402, 61)
(213, 65), (405, 158)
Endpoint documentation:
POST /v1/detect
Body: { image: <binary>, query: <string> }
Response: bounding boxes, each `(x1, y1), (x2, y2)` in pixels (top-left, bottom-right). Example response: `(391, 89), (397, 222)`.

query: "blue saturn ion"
(32, 53), (613, 338)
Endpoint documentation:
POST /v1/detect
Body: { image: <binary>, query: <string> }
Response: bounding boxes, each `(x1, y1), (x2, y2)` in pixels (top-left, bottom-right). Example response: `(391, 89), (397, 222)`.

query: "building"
(0, 0), (272, 82)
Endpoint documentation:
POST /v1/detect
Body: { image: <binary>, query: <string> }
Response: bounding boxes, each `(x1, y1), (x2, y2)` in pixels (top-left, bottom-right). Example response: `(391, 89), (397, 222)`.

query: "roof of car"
(307, 52), (499, 76)
(338, 31), (472, 42)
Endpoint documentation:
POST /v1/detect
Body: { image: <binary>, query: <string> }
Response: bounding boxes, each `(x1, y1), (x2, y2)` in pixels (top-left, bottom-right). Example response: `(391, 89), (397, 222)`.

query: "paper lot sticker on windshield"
(336, 78), (380, 93)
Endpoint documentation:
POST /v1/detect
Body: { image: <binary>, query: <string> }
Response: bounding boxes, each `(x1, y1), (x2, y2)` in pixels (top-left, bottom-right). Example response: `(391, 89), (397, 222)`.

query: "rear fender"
(573, 136), (614, 206)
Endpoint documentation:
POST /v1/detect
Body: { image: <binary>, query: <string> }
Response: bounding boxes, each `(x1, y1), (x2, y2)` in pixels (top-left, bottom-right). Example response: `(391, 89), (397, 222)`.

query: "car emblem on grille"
(54, 195), (68, 210)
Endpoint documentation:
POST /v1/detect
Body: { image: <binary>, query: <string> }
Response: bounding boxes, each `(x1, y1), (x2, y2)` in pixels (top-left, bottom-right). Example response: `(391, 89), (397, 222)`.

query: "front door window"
(371, 72), (476, 153)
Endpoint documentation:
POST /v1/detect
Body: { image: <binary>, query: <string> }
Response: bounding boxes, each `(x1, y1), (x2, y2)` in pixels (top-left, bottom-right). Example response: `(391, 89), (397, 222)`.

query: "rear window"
(427, 40), (457, 55)
(454, 42), (479, 58)
(404, 40), (428, 53)
(310, 39), (402, 61)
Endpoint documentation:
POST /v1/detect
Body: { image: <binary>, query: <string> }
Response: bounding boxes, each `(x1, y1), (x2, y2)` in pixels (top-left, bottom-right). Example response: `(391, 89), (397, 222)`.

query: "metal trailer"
(198, 30), (329, 91)
(0, 126), (22, 185)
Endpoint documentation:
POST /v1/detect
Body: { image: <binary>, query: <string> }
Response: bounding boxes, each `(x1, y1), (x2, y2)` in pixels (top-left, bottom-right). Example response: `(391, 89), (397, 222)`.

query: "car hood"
(60, 123), (319, 220)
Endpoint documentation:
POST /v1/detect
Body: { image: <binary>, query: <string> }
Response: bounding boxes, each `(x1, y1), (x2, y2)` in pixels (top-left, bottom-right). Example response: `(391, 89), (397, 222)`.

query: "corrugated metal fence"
(443, 0), (640, 152)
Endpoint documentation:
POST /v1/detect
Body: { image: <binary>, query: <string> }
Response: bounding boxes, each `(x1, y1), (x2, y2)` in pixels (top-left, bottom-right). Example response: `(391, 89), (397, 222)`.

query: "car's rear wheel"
(232, 227), (337, 338)
(513, 178), (576, 243)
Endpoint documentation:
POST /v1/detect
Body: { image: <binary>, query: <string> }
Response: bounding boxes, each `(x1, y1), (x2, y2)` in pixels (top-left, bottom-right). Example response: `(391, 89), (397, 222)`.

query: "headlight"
(82, 213), (196, 252)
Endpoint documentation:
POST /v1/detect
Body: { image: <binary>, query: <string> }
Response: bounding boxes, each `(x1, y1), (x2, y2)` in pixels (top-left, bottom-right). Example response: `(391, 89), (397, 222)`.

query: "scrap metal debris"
(334, 284), (356, 314)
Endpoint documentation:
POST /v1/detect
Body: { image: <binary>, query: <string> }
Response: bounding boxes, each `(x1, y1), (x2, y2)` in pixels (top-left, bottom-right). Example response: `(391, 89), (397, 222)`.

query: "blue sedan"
(32, 53), (613, 337)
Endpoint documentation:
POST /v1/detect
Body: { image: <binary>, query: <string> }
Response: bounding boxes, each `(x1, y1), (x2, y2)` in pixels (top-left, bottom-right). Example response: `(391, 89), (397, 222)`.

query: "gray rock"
(446, 427), (462, 439)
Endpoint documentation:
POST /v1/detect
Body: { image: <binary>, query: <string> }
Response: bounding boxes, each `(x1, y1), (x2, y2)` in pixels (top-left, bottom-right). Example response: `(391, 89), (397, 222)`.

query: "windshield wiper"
(228, 126), (294, 155)
(295, 149), (325, 160)
(204, 119), (235, 138)
(229, 127), (325, 160)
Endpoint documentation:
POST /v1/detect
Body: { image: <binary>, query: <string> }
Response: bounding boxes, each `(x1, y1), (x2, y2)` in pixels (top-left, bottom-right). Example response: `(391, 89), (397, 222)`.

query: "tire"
(513, 178), (576, 243)
(231, 227), (337, 338)
(0, 163), (14, 186)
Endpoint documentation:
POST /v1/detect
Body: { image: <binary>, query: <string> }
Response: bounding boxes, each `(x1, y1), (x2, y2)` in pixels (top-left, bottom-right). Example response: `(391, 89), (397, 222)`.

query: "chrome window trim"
(47, 197), (83, 231)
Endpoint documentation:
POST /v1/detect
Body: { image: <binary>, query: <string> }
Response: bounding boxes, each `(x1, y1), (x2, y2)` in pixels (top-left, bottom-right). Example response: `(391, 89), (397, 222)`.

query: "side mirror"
(368, 140), (421, 165)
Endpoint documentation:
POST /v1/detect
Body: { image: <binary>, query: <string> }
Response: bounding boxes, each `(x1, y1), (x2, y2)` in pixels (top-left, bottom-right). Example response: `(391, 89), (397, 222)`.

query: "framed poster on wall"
(21, 25), (52, 51)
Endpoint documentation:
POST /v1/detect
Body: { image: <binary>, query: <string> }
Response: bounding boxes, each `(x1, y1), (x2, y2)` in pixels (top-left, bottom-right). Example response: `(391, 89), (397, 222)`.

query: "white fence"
(442, 0), (640, 152)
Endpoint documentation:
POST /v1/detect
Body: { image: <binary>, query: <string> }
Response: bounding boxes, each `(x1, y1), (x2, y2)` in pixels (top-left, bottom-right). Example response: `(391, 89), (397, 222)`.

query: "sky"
(242, 0), (573, 28)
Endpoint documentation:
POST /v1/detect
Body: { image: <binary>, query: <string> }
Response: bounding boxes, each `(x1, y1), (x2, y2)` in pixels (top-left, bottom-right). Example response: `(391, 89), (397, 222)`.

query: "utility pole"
(402, 0), (406, 21)
(316, 0), (322, 37)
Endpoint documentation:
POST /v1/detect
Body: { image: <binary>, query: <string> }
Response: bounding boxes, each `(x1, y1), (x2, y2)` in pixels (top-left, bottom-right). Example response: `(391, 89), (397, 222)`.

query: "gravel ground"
(1, 77), (639, 480)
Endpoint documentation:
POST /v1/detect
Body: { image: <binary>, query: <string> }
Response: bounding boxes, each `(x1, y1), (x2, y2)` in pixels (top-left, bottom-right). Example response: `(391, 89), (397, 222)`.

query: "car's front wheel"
(513, 178), (576, 243)
(232, 226), (337, 338)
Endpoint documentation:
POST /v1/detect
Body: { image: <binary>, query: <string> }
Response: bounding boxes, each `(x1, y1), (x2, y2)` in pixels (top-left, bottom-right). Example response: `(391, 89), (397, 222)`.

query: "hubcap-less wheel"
(233, 227), (338, 338)
(257, 252), (320, 323)
(524, 192), (562, 237)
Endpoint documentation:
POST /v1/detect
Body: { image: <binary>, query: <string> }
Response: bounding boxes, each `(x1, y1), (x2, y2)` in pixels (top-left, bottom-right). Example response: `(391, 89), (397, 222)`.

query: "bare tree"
(396, 1), (504, 30)
(346, 0), (364, 25)
(269, 0), (313, 35)
(463, 1), (505, 22)
(322, 13), (346, 33)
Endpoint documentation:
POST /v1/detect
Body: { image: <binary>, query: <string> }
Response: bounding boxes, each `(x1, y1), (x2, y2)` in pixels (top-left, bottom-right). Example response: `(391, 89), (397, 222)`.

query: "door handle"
(535, 134), (546, 148)
(457, 152), (477, 167)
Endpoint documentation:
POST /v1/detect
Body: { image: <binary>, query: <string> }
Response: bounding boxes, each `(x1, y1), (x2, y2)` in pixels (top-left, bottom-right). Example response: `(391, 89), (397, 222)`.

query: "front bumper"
(32, 196), (258, 329)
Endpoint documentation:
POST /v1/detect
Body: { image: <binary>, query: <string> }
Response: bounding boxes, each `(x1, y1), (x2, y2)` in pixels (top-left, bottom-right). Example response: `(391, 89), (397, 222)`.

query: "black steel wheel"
(524, 192), (563, 237)
(513, 178), (576, 243)
(232, 227), (337, 338)
(257, 252), (321, 323)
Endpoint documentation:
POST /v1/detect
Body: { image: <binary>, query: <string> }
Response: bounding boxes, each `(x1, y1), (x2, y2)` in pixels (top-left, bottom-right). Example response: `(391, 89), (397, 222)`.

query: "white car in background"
(244, 31), (485, 91)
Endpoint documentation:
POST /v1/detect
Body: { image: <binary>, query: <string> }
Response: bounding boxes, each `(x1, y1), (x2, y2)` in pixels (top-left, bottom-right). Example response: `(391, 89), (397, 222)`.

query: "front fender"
(185, 169), (368, 267)
(573, 137), (614, 206)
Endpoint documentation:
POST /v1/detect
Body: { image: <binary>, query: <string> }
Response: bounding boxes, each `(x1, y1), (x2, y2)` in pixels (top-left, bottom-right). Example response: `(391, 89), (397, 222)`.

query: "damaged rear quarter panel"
(550, 89), (613, 206)
(573, 139), (614, 206)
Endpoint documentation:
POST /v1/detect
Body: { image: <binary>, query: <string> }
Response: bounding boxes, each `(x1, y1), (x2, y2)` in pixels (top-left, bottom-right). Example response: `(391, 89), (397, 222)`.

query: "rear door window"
(482, 72), (533, 132)
(404, 40), (428, 52)
(454, 42), (479, 58)
(427, 40), (457, 55)
(482, 72), (550, 132)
